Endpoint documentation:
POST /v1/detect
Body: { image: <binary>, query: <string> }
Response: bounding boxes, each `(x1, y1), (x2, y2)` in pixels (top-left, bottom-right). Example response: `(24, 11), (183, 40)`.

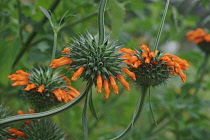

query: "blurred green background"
(1, 0), (210, 139)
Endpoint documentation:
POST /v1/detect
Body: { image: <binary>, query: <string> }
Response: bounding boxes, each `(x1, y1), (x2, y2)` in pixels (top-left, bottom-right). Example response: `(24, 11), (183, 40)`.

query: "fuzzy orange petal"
(71, 67), (85, 81)
(37, 85), (45, 93)
(16, 70), (29, 77)
(109, 76), (119, 94)
(96, 74), (102, 93)
(24, 83), (37, 91)
(121, 68), (136, 81)
(116, 74), (130, 91)
(103, 79), (110, 99)
(12, 81), (29, 87)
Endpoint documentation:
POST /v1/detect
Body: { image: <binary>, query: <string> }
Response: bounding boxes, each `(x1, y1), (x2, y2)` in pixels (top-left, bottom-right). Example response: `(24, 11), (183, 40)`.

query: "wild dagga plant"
(6, 109), (65, 140)
(0, 0), (135, 139)
(8, 68), (80, 111)
(110, 0), (189, 139)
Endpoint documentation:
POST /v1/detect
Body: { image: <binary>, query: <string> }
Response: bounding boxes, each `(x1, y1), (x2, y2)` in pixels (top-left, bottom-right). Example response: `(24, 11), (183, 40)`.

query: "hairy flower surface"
(119, 45), (189, 87)
(50, 32), (135, 99)
(8, 68), (80, 110)
(186, 28), (210, 53)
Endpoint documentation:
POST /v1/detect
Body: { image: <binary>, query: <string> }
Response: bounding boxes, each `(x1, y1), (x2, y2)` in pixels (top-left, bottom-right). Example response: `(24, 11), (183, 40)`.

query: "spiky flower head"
(186, 28), (210, 53)
(17, 119), (65, 140)
(119, 45), (189, 87)
(0, 104), (11, 139)
(50, 32), (136, 99)
(8, 68), (80, 111)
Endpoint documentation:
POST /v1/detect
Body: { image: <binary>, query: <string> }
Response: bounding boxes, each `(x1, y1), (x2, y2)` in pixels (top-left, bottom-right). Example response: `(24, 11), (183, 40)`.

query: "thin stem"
(51, 31), (58, 60)
(17, 0), (23, 46)
(0, 83), (93, 127)
(111, 87), (148, 140)
(82, 92), (89, 140)
(153, 0), (170, 51)
(98, 0), (107, 46)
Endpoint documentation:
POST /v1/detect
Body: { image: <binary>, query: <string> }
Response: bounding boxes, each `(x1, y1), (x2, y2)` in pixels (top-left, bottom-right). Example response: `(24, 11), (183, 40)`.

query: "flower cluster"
(8, 68), (80, 110)
(186, 28), (210, 43)
(119, 45), (189, 87)
(6, 109), (64, 140)
(7, 109), (34, 140)
(50, 33), (136, 99)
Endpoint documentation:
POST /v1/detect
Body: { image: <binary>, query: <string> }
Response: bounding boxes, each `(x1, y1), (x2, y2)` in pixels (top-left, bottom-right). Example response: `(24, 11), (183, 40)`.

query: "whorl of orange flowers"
(186, 28), (210, 44)
(119, 45), (189, 86)
(50, 47), (136, 99)
(8, 70), (80, 104)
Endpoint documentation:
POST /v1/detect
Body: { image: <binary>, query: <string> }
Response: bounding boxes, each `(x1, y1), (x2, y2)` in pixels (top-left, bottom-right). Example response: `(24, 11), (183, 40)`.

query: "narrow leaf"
(89, 89), (99, 120)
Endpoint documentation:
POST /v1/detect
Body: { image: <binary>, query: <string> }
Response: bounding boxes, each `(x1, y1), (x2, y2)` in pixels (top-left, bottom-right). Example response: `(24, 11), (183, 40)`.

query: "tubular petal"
(12, 81), (29, 86)
(116, 74), (130, 91)
(37, 85), (45, 93)
(16, 70), (29, 77)
(71, 67), (85, 81)
(109, 76), (119, 94)
(103, 79), (110, 99)
(97, 74), (102, 93)
(24, 83), (37, 91)
(121, 68), (136, 81)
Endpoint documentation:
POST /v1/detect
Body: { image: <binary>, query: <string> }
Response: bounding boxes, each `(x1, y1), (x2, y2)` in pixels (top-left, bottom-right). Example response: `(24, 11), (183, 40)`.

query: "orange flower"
(116, 74), (130, 91)
(12, 81), (29, 86)
(52, 87), (80, 103)
(62, 47), (71, 53)
(24, 83), (37, 91)
(186, 28), (210, 43)
(50, 56), (72, 69)
(37, 85), (45, 93)
(96, 74), (102, 93)
(103, 79), (110, 99)
(71, 67), (85, 81)
(8, 128), (26, 137)
(120, 45), (189, 85)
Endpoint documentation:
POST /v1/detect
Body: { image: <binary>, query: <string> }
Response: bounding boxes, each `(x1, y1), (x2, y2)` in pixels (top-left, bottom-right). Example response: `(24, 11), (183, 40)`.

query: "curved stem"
(153, 0), (170, 51)
(0, 83), (93, 127)
(111, 87), (148, 140)
(98, 0), (107, 46)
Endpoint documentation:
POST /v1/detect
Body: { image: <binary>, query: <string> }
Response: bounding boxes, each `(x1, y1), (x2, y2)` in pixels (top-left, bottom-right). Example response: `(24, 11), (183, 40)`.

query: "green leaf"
(108, 0), (125, 39)
(89, 89), (99, 120)
(39, 6), (53, 27)
(0, 39), (21, 86)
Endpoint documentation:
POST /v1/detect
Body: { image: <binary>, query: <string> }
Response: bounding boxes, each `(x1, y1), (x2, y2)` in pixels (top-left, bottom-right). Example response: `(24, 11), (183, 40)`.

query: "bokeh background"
(0, 0), (210, 139)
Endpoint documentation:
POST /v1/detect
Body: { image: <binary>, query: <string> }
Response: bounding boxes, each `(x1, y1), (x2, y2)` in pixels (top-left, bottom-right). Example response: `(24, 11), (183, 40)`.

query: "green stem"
(98, 0), (107, 46)
(0, 83), (93, 127)
(111, 87), (148, 140)
(51, 31), (58, 60)
(17, 0), (23, 46)
(153, 0), (170, 51)
(82, 92), (89, 140)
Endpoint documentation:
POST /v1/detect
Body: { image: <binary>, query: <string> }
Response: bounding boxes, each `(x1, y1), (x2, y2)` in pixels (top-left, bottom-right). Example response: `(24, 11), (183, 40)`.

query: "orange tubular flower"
(119, 45), (189, 87)
(186, 28), (210, 53)
(8, 67), (80, 110)
(103, 79), (110, 99)
(71, 67), (85, 81)
(37, 85), (45, 93)
(8, 129), (26, 137)
(50, 56), (72, 69)
(96, 74), (102, 93)
(24, 83), (37, 91)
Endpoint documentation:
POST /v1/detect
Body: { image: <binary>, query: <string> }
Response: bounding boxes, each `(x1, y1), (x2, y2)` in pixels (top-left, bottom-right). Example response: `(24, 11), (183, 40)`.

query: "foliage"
(1, 0), (210, 139)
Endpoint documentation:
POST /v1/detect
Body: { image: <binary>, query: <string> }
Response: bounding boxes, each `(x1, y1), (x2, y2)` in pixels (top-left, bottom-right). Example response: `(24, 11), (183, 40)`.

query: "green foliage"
(1, 0), (210, 139)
